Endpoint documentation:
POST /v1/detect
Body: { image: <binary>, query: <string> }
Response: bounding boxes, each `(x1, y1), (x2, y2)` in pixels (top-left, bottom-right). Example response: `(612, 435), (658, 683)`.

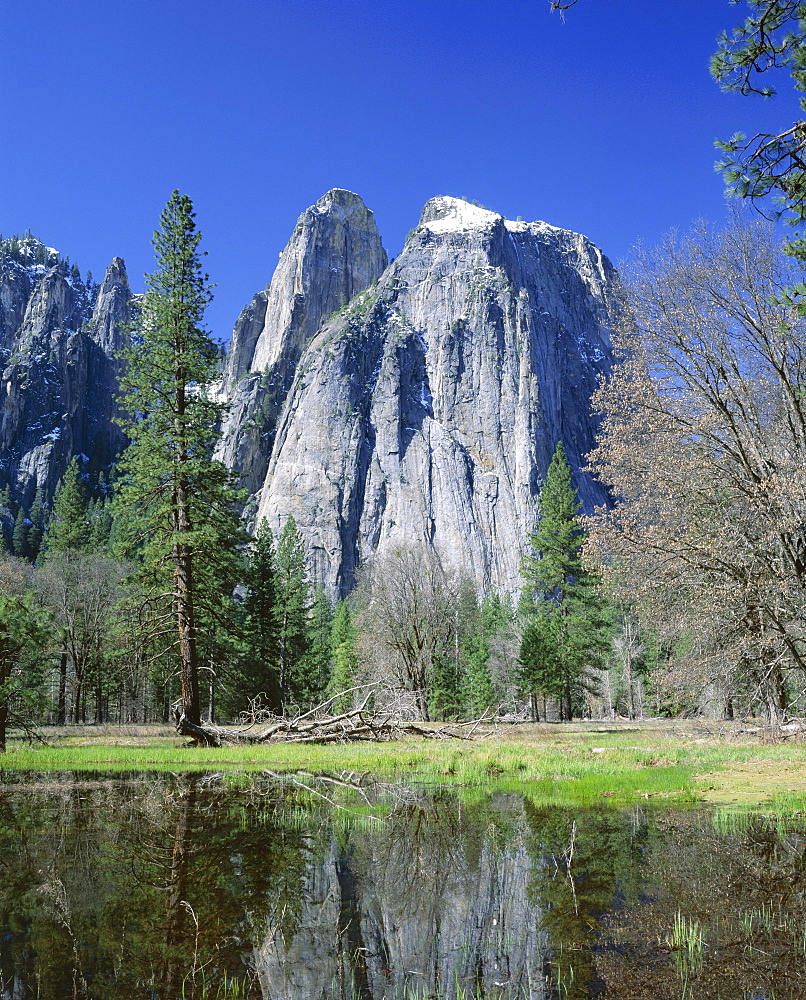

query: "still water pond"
(0, 771), (804, 999)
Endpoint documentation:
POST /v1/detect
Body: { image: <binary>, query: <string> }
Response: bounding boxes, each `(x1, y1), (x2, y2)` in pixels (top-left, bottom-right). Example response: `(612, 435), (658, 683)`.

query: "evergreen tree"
(232, 519), (281, 714)
(300, 586), (333, 706)
(519, 442), (610, 721)
(461, 633), (495, 717)
(273, 516), (311, 710)
(43, 459), (90, 555)
(518, 604), (562, 720)
(521, 442), (583, 606)
(0, 487), (12, 553)
(11, 507), (28, 560)
(27, 488), (47, 562)
(88, 497), (113, 552)
(460, 590), (513, 718)
(329, 598), (359, 711)
(462, 627), (496, 718)
(114, 191), (244, 736)
(0, 580), (50, 751)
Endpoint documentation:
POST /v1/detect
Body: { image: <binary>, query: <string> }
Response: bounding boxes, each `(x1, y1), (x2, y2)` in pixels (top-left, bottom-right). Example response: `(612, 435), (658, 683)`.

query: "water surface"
(0, 770), (803, 999)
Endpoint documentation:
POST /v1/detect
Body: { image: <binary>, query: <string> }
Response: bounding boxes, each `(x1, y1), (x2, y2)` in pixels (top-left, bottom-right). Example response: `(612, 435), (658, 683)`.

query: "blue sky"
(1, 0), (797, 340)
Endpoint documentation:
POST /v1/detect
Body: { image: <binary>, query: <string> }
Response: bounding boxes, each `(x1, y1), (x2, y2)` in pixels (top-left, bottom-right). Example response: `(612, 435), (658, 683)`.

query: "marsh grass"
(668, 910), (704, 976)
(5, 722), (806, 806)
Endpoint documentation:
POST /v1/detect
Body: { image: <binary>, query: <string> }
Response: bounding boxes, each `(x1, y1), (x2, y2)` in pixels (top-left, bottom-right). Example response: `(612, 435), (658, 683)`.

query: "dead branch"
(173, 687), (497, 746)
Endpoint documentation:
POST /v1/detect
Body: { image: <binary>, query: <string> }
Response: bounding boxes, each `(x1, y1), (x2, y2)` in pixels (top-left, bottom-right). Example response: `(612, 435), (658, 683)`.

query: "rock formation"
(1, 193), (618, 595)
(0, 236), (132, 506)
(245, 196), (617, 595)
(254, 794), (549, 1000)
(216, 189), (388, 495)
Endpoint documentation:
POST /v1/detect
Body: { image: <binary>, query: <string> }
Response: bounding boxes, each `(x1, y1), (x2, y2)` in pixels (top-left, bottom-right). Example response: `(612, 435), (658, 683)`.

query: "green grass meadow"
(4, 720), (806, 810)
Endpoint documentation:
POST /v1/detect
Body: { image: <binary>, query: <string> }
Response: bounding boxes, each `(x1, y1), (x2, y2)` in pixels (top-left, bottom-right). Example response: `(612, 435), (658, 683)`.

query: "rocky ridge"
(0, 236), (132, 505)
(0, 193), (618, 597)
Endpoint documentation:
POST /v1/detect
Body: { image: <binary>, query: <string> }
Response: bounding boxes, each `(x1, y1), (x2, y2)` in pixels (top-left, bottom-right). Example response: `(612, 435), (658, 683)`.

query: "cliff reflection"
(255, 790), (549, 1000)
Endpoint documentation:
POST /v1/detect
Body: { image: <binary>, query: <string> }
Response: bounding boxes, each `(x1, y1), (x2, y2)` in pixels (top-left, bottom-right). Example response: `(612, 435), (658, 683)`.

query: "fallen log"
(173, 690), (496, 746)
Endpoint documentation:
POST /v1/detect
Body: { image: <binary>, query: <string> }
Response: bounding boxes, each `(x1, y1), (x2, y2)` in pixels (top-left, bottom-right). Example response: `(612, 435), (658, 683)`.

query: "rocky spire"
(0, 249), (132, 504)
(216, 188), (388, 495)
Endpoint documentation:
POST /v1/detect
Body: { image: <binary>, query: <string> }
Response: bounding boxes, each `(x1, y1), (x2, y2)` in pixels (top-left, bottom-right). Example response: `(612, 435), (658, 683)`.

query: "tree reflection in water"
(0, 773), (805, 999)
(0, 773), (307, 998)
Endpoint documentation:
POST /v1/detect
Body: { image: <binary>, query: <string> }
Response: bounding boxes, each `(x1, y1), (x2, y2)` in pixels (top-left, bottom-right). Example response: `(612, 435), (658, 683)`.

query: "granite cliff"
(0, 235), (132, 505)
(231, 195), (617, 595)
(216, 189), (388, 495)
(1, 193), (617, 594)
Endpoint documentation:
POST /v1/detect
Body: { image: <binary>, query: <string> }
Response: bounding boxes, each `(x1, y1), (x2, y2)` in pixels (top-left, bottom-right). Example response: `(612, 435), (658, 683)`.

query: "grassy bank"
(3, 719), (806, 807)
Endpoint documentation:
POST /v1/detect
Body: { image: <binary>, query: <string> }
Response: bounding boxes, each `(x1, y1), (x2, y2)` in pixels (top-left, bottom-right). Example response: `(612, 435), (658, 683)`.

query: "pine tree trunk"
(94, 655), (104, 723)
(278, 609), (288, 712)
(175, 536), (201, 727)
(763, 665), (788, 728)
(72, 668), (83, 725)
(57, 648), (67, 725)
(160, 778), (198, 995)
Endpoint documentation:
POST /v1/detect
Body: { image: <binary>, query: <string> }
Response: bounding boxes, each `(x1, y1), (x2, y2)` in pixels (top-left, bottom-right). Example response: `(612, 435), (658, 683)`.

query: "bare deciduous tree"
(37, 553), (128, 724)
(356, 547), (462, 720)
(587, 218), (806, 724)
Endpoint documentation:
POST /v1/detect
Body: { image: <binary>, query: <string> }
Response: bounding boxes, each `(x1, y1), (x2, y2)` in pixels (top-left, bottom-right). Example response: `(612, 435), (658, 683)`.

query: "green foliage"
(43, 459), (90, 556)
(461, 632), (496, 717)
(329, 598), (359, 710)
(114, 191), (245, 727)
(432, 583), (495, 720)
(274, 516), (312, 710)
(712, 2), (806, 271)
(300, 586), (333, 705)
(229, 519), (281, 715)
(463, 591), (514, 716)
(518, 604), (563, 711)
(11, 507), (28, 560)
(0, 487), (12, 553)
(26, 489), (48, 562)
(87, 496), (113, 552)
(519, 442), (610, 720)
(0, 561), (51, 751)
(521, 442), (582, 604)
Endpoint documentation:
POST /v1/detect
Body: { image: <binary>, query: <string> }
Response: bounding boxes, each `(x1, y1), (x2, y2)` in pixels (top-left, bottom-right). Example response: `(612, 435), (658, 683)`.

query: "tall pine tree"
(274, 516), (311, 711)
(519, 442), (610, 721)
(43, 459), (90, 556)
(115, 192), (244, 739)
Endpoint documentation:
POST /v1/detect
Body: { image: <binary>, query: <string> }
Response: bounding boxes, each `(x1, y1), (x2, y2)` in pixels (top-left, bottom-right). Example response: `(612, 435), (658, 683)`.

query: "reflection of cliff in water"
(4, 773), (806, 999)
(256, 793), (550, 1000)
